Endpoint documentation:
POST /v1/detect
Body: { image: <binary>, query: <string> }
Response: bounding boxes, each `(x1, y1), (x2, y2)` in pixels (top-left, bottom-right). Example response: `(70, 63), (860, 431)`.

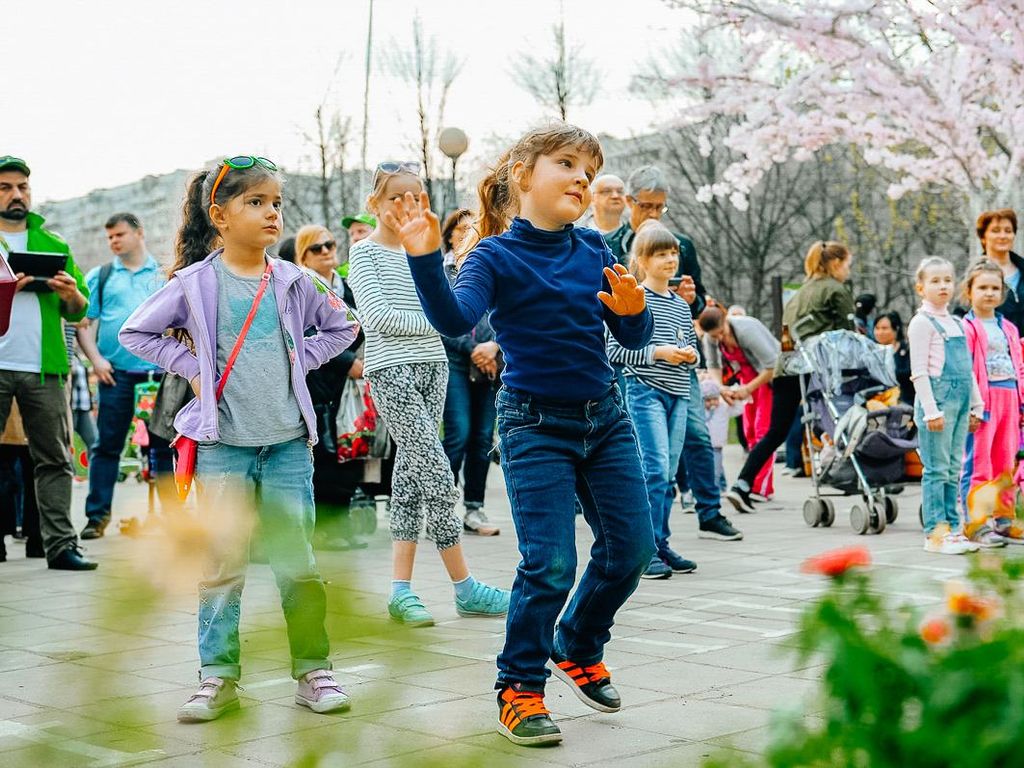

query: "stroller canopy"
(796, 330), (897, 395)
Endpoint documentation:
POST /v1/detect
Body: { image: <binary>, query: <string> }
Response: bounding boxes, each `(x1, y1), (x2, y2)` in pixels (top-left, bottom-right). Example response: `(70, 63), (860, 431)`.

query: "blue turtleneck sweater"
(407, 217), (654, 400)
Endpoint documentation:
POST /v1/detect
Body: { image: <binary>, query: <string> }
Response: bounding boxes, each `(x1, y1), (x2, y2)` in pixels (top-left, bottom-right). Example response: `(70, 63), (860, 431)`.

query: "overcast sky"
(6, 0), (693, 204)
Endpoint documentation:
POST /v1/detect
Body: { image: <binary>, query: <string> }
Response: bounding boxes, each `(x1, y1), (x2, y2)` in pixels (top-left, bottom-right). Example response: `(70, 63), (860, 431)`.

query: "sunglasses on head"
(306, 240), (336, 255)
(372, 160), (421, 187)
(210, 156), (278, 206)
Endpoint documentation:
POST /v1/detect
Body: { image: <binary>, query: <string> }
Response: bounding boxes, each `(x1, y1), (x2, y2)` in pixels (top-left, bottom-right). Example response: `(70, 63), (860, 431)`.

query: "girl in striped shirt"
(609, 222), (743, 581)
(347, 161), (510, 627)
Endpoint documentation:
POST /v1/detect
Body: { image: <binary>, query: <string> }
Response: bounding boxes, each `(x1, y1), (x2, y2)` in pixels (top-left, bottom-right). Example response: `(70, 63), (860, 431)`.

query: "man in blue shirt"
(77, 213), (170, 539)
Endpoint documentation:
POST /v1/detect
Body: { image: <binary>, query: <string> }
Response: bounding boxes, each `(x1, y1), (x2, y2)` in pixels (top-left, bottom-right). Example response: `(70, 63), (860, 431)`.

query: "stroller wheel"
(883, 496), (899, 524)
(870, 502), (887, 534)
(803, 498), (824, 528)
(850, 504), (870, 535)
(821, 499), (836, 528)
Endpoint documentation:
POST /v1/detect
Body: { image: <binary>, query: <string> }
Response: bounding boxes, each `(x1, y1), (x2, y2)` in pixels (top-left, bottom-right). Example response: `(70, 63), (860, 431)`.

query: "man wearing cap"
(0, 156), (96, 570)
(342, 212), (376, 245)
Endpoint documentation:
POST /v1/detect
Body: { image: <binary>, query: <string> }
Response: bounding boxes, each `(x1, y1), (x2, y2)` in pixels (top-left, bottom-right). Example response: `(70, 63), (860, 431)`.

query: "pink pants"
(745, 383), (774, 498)
(961, 384), (1020, 506)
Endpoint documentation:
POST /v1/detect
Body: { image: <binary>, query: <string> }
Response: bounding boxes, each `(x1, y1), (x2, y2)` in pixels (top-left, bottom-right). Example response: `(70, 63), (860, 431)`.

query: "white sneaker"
(952, 532), (981, 552)
(923, 528), (972, 555)
(295, 669), (350, 713)
(177, 677), (240, 722)
(464, 507), (500, 536)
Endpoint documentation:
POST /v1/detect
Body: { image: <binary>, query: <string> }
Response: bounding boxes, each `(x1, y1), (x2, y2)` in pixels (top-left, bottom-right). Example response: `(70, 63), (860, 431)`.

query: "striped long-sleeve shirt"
(347, 239), (446, 375)
(607, 287), (698, 398)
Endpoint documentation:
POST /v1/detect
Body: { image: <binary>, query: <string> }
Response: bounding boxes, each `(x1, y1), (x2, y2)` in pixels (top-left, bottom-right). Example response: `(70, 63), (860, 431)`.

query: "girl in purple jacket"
(120, 157), (358, 723)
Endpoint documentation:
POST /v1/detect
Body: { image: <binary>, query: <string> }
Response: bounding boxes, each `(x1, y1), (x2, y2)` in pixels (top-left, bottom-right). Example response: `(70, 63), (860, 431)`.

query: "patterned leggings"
(366, 362), (461, 550)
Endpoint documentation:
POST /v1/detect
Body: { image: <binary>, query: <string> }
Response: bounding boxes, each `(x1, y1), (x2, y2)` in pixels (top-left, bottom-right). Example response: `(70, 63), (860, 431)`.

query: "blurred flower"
(801, 546), (871, 578)
(919, 615), (952, 645)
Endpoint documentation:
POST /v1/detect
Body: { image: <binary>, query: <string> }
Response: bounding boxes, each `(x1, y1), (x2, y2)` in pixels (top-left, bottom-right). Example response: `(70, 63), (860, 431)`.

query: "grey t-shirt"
(213, 258), (306, 447)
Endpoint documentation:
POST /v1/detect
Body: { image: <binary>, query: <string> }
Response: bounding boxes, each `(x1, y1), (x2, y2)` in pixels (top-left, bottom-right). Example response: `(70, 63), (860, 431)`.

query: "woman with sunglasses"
(295, 225), (369, 549)
(347, 161), (510, 627)
(120, 157), (358, 722)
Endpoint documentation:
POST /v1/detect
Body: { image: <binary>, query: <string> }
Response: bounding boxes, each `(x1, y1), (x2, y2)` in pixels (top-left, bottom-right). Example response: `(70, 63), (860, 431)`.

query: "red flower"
(801, 547), (871, 578)
(919, 616), (952, 645)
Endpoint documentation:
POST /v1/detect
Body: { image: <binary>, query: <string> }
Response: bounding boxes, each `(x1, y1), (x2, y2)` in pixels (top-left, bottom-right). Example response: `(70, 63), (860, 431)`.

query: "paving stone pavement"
(0, 447), (969, 767)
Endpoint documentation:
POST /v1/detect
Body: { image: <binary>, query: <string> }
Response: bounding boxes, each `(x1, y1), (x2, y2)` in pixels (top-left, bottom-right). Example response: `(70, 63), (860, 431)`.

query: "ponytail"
(455, 122), (604, 263)
(457, 149), (515, 260)
(171, 171), (218, 277)
(804, 240), (850, 280)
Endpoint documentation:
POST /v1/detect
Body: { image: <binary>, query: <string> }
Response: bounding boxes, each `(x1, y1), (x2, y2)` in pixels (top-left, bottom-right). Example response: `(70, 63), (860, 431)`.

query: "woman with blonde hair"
(726, 241), (856, 514)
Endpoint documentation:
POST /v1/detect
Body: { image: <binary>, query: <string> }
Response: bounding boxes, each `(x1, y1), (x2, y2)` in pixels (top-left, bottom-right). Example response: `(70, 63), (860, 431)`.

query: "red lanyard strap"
(215, 260), (274, 401)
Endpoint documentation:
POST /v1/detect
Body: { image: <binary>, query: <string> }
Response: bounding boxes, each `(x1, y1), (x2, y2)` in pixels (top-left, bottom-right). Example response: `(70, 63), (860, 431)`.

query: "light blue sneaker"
(455, 581), (511, 617)
(388, 592), (435, 627)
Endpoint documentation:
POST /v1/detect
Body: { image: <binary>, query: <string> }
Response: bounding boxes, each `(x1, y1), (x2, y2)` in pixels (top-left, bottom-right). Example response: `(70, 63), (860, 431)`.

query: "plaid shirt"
(65, 325), (92, 412)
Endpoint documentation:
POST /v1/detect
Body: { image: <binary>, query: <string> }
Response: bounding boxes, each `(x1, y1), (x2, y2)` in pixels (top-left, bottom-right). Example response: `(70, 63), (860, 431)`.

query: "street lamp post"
(438, 127), (469, 215)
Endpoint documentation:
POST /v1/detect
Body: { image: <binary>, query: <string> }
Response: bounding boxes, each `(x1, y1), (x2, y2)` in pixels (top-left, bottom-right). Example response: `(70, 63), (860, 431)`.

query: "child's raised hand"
(598, 264), (646, 316)
(381, 191), (442, 256)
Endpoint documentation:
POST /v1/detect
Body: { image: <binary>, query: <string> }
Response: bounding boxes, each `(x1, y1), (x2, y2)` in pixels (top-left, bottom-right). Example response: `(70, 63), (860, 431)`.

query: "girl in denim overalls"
(908, 257), (984, 555)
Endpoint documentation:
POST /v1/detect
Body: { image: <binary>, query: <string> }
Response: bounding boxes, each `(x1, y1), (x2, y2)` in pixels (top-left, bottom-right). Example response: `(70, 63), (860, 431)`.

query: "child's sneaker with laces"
(496, 684), (562, 746)
(968, 525), (1006, 549)
(388, 592), (435, 627)
(177, 677), (239, 722)
(952, 532), (981, 552)
(549, 653), (621, 713)
(923, 525), (972, 555)
(295, 669), (350, 713)
(993, 519), (1024, 544)
(455, 581), (511, 617)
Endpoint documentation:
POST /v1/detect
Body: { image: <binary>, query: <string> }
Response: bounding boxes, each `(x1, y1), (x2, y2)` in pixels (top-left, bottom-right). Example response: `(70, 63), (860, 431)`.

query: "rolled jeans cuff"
(293, 658), (332, 680)
(199, 664), (240, 682)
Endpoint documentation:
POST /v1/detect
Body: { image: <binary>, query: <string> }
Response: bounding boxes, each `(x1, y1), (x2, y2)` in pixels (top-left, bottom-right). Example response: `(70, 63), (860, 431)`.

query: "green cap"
(0, 156), (30, 176)
(342, 212), (376, 229)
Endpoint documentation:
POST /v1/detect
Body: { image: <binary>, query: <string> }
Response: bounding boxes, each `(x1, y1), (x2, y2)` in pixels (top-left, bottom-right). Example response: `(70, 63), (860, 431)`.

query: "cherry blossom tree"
(665, 0), (1024, 215)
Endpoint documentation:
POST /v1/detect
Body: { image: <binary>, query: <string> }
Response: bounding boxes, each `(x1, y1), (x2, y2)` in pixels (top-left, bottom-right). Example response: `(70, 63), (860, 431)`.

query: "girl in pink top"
(960, 259), (1024, 546)
(908, 256), (983, 555)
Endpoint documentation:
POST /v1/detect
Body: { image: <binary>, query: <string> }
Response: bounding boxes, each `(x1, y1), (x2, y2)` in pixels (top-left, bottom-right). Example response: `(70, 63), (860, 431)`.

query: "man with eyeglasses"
(77, 212), (172, 540)
(0, 156), (96, 570)
(582, 174), (627, 235)
(604, 165), (707, 316)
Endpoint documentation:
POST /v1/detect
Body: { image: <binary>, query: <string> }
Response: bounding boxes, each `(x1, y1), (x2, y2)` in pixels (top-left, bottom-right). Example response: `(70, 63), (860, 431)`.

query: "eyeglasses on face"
(633, 201), (668, 214)
(210, 156), (278, 206)
(306, 240), (337, 255)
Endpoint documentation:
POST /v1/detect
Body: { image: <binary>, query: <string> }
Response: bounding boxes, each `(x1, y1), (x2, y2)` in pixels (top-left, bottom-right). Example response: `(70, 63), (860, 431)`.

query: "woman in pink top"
(908, 256), (983, 556)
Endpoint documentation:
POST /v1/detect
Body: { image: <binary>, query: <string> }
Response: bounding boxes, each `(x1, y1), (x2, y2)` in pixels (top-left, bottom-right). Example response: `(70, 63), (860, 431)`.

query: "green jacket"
(776, 276), (855, 377)
(17, 212), (90, 376)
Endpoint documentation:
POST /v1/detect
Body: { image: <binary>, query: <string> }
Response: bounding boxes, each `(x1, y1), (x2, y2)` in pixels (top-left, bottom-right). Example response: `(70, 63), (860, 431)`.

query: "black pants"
(737, 376), (802, 489)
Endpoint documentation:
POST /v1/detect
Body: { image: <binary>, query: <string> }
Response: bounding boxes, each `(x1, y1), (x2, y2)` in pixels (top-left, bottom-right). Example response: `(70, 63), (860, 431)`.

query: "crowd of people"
(0, 128), (1022, 747)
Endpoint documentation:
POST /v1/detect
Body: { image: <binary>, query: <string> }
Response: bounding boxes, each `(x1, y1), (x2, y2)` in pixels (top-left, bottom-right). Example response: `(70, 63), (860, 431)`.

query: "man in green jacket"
(0, 155), (97, 570)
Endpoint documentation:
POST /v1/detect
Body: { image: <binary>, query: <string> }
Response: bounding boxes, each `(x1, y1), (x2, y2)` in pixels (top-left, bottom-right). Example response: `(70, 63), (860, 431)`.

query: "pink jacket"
(963, 311), (1024, 419)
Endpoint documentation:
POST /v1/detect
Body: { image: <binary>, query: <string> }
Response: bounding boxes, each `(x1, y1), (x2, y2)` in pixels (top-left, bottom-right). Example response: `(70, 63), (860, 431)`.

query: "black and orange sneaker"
(496, 684), (562, 746)
(549, 654), (621, 713)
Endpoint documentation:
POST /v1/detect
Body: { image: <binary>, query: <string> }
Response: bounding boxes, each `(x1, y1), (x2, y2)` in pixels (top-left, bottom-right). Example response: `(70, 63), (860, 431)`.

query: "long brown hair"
(457, 123), (604, 258)
(170, 161), (282, 277)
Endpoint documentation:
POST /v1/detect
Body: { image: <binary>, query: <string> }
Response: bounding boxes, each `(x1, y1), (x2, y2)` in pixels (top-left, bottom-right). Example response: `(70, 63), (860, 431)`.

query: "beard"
(0, 204), (27, 221)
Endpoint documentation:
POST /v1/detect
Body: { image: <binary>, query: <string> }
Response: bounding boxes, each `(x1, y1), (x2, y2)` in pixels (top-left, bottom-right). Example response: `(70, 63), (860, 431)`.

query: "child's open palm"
(381, 191), (442, 256)
(598, 264), (646, 316)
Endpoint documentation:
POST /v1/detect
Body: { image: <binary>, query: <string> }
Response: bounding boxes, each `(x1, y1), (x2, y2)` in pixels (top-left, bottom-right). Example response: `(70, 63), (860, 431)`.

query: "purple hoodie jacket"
(119, 250), (358, 444)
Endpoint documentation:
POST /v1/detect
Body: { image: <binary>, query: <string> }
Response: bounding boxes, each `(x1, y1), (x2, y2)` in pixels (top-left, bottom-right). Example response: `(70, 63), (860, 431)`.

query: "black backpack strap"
(95, 262), (114, 316)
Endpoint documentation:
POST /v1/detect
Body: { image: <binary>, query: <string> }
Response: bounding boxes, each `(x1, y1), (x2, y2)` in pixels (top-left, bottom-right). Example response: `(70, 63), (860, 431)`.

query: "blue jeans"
(494, 384), (655, 689)
(442, 365), (497, 507)
(916, 376), (971, 534)
(626, 378), (687, 554)
(195, 438), (330, 680)
(673, 370), (722, 524)
(86, 370), (173, 523)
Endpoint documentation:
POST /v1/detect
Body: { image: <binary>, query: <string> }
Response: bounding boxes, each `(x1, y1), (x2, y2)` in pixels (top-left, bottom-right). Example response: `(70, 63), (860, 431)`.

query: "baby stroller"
(787, 329), (917, 534)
